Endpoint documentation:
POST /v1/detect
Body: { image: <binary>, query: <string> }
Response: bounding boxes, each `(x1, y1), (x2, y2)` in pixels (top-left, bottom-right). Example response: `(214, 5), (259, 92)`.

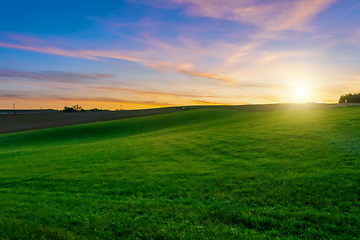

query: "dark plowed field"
(0, 108), (182, 134)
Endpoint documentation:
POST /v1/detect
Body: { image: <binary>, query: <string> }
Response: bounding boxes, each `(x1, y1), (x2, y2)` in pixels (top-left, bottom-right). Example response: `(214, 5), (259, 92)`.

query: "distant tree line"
(63, 105), (110, 112)
(89, 108), (109, 112)
(339, 93), (360, 103)
(63, 105), (85, 112)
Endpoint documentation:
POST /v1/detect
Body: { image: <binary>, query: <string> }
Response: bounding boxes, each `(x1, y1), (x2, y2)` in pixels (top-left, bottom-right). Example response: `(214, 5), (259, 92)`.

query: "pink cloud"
(4, 33), (47, 45)
(170, 0), (337, 31)
(0, 42), (144, 62)
(0, 42), (99, 60)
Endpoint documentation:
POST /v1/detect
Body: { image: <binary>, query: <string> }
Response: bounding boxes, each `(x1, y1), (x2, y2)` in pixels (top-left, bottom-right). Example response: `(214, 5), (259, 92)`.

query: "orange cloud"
(178, 69), (235, 83)
(0, 92), (172, 109)
(191, 100), (228, 105)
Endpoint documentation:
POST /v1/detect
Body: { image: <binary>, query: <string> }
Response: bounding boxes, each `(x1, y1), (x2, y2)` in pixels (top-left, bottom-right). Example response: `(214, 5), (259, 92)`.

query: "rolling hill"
(0, 107), (359, 239)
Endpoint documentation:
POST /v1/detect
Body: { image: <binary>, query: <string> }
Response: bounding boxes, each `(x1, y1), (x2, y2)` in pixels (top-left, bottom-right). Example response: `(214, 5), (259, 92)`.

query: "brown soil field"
(0, 107), (182, 134)
(0, 103), (339, 135)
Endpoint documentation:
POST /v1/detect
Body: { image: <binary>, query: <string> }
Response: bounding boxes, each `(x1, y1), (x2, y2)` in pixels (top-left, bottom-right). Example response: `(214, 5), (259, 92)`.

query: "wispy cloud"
(177, 69), (235, 83)
(147, 62), (236, 83)
(255, 50), (311, 64)
(0, 69), (222, 102)
(0, 68), (113, 83)
(0, 39), (238, 84)
(170, 0), (337, 31)
(0, 42), (142, 62)
(0, 42), (98, 60)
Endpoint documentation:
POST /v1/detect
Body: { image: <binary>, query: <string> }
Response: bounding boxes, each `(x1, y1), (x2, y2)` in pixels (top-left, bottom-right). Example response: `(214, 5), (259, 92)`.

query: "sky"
(1, 0), (360, 110)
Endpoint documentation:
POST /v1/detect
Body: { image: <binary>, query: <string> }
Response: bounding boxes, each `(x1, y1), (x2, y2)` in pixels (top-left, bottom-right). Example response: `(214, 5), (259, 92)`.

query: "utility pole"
(13, 103), (15, 110)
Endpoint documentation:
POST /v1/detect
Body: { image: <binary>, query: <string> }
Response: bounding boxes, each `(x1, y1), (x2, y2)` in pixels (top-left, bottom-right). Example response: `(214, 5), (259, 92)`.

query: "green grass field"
(0, 106), (359, 239)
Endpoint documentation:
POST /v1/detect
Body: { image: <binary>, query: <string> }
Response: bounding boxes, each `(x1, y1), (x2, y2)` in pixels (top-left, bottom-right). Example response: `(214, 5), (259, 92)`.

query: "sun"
(294, 86), (308, 97)
(293, 85), (311, 102)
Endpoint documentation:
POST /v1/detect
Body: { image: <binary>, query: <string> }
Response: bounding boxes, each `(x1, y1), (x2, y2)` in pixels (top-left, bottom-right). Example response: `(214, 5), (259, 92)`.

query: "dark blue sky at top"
(0, 0), (254, 46)
(0, 0), (127, 34)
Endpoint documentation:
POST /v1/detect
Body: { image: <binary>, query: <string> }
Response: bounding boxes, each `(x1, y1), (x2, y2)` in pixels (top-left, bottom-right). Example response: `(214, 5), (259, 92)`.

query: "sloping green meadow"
(0, 107), (359, 239)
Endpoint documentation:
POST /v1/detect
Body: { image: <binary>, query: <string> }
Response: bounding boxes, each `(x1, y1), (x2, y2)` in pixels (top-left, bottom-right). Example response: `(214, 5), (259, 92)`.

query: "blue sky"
(1, 0), (360, 109)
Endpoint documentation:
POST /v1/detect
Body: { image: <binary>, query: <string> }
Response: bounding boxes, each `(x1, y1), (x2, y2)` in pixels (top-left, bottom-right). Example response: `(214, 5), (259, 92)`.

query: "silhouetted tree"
(339, 93), (360, 103)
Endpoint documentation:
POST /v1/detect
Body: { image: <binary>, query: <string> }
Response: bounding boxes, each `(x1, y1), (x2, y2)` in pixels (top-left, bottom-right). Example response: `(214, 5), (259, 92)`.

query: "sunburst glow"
(293, 85), (311, 102)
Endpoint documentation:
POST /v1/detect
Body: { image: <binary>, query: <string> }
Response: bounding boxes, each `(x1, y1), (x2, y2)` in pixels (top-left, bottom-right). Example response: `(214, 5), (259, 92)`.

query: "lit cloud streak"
(169, 0), (337, 31)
